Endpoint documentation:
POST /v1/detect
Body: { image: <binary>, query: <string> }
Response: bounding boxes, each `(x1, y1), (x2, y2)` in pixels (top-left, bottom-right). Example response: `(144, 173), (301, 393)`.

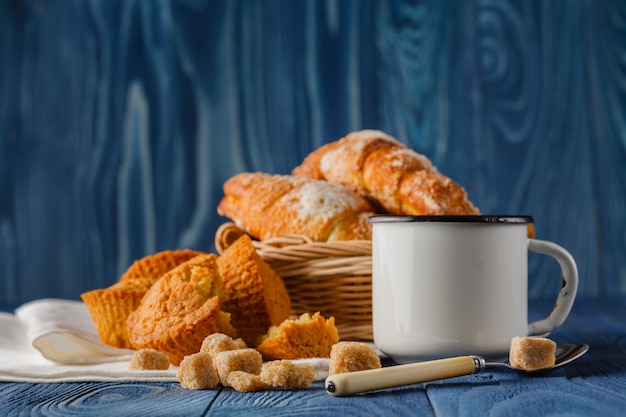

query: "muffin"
(126, 253), (237, 365)
(81, 278), (155, 348)
(81, 249), (203, 348)
(217, 234), (292, 345)
(255, 312), (339, 360)
(119, 249), (203, 282)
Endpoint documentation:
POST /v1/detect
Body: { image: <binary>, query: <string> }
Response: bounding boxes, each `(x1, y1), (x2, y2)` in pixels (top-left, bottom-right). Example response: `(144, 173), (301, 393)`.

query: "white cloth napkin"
(0, 298), (329, 383)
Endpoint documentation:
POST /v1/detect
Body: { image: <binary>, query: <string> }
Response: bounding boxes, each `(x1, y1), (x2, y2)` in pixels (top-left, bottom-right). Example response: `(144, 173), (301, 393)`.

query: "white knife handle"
(325, 355), (484, 397)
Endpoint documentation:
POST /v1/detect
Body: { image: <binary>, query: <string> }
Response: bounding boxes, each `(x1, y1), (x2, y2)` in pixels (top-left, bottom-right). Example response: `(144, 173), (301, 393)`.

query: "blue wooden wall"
(1, 0), (625, 309)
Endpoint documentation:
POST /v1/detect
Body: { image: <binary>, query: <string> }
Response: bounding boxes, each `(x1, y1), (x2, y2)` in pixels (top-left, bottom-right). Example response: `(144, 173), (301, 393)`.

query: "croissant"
(292, 129), (479, 215)
(217, 172), (374, 241)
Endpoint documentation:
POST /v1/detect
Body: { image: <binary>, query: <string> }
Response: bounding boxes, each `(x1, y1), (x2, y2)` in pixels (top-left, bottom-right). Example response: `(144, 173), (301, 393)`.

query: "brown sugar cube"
(128, 348), (170, 370)
(214, 348), (263, 387)
(329, 341), (382, 375)
(177, 352), (219, 390)
(226, 371), (270, 392)
(260, 360), (315, 390)
(509, 336), (557, 371)
(200, 333), (247, 359)
(233, 338), (248, 349)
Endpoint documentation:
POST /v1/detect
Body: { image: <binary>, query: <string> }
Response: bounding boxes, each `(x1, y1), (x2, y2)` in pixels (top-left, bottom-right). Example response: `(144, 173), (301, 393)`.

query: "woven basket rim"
(215, 222), (372, 256)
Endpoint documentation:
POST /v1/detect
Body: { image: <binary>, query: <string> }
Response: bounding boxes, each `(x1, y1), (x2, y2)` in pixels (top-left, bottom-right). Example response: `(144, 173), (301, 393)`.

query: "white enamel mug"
(369, 215), (578, 363)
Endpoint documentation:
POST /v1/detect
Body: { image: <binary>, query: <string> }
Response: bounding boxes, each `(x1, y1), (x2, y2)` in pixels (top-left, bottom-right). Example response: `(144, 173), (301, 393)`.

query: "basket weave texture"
(215, 223), (373, 341)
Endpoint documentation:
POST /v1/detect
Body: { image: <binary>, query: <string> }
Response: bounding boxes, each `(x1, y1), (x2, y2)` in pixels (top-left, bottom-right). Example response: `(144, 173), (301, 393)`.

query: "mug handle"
(527, 239), (579, 336)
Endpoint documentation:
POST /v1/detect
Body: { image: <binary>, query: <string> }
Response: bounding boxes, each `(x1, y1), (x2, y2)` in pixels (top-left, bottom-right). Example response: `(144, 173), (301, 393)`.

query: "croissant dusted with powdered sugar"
(217, 172), (374, 242)
(292, 129), (479, 216)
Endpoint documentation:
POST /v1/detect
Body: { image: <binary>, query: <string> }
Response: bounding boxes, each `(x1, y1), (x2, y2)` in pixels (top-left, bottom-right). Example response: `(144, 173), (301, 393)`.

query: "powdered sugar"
(320, 147), (351, 178)
(417, 192), (441, 212)
(319, 130), (400, 177)
(289, 181), (365, 221)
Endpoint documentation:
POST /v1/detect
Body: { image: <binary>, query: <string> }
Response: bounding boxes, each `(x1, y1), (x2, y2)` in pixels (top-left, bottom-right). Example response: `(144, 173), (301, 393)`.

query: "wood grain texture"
(1, 298), (625, 416)
(0, 0), (625, 308)
(0, 382), (216, 417)
(207, 383), (434, 417)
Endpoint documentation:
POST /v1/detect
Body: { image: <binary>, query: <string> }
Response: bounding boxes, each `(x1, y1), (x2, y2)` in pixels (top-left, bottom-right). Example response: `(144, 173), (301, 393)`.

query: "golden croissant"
(217, 172), (374, 241)
(292, 129), (479, 216)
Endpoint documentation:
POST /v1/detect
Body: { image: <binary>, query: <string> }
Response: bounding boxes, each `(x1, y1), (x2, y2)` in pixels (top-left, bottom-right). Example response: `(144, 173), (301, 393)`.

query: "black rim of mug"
(367, 215), (534, 224)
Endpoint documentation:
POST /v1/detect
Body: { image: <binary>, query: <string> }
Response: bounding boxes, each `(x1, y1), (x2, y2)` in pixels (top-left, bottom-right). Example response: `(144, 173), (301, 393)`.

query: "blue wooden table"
(1, 1), (625, 415)
(2, 297), (624, 416)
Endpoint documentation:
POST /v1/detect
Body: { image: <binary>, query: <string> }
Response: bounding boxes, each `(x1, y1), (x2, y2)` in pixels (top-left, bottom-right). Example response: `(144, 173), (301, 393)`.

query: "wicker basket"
(215, 222), (373, 341)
